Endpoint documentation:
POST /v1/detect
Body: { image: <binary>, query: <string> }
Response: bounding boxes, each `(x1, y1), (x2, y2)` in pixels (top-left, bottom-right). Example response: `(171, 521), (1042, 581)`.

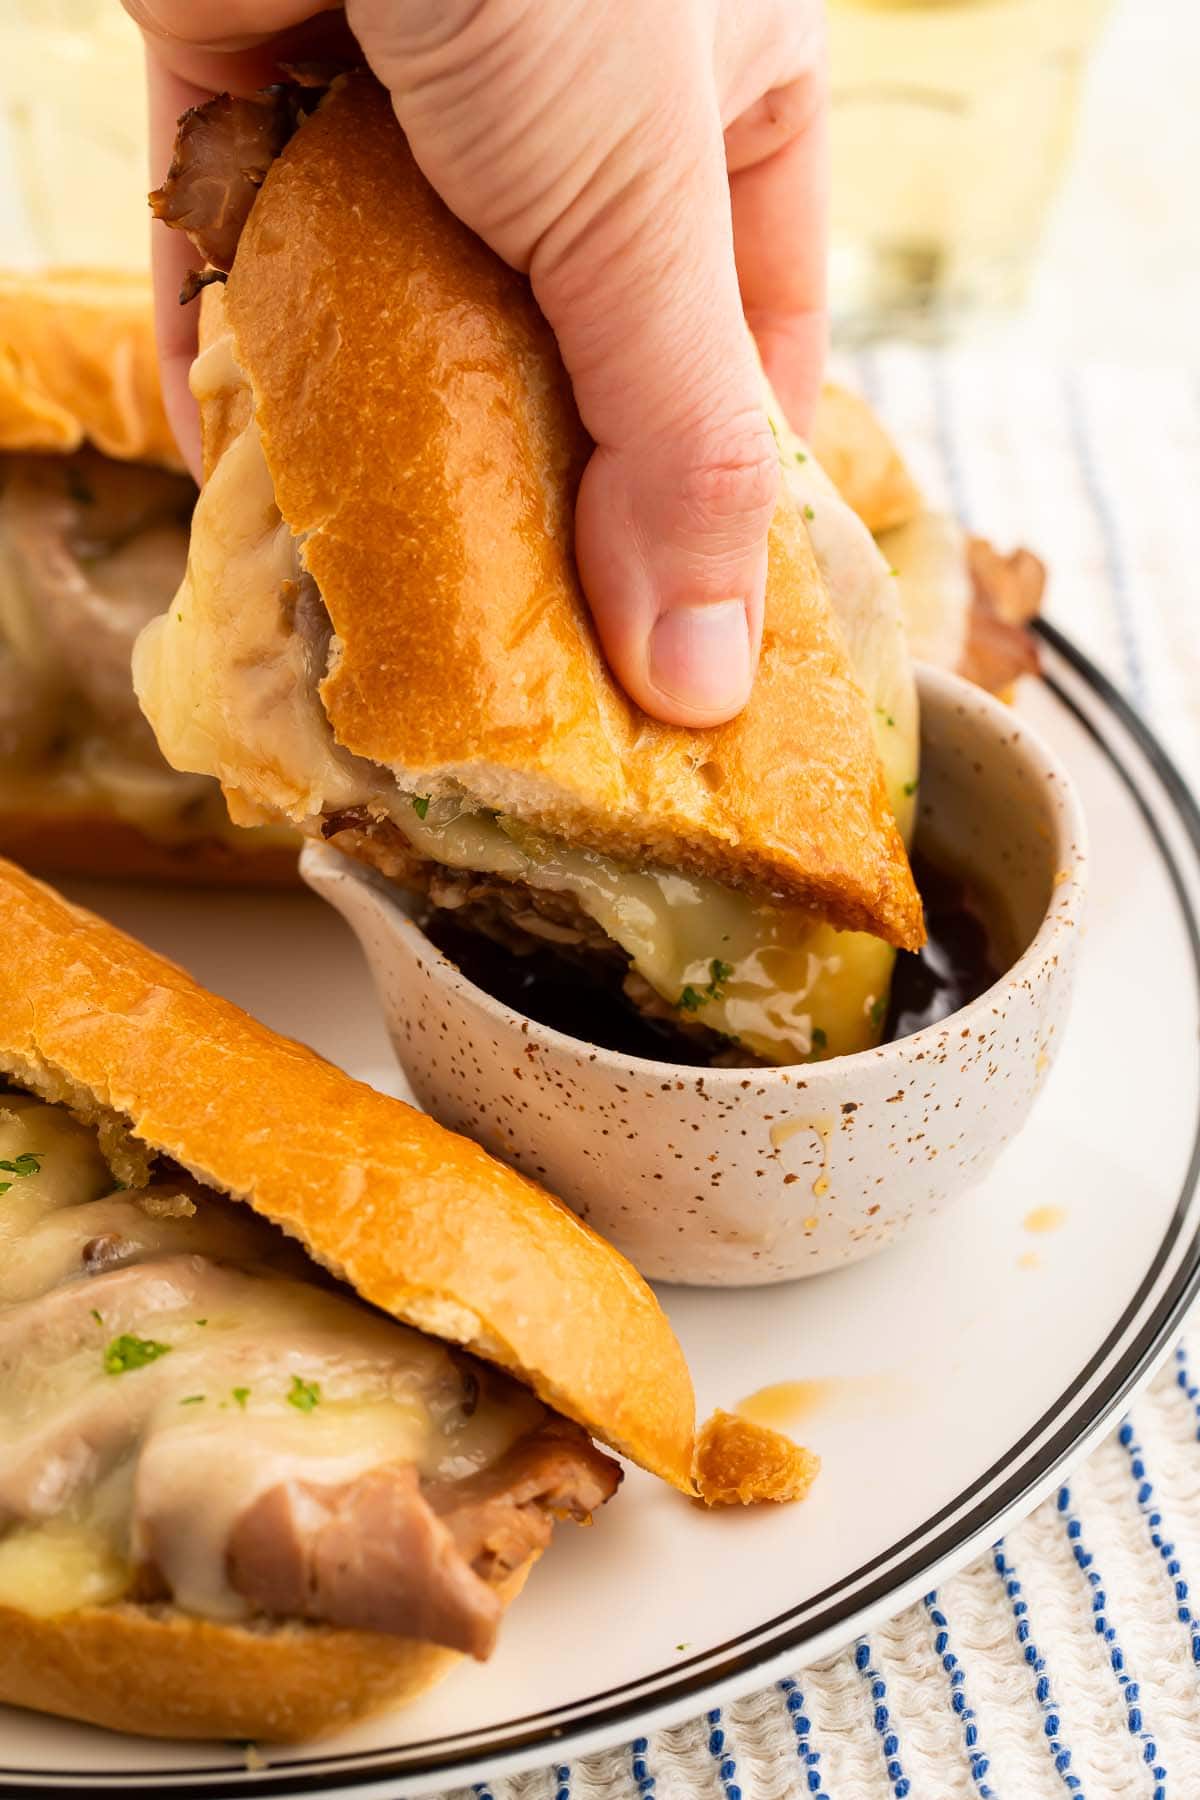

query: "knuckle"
(675, 424), (780, 537)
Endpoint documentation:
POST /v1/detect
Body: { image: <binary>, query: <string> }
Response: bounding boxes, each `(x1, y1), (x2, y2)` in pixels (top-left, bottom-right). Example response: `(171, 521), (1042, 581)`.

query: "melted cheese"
(136, 336), (918, 1063)
(399, 801), (895, 1060)
(133, 335), (376, 826)
(0, 1519), (128, 1617)
(0, 1099), (540, 1618)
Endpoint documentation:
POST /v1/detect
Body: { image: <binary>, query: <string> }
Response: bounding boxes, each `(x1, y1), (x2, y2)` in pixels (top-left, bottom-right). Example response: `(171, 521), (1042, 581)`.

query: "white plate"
(3, 628), (1199, 1797)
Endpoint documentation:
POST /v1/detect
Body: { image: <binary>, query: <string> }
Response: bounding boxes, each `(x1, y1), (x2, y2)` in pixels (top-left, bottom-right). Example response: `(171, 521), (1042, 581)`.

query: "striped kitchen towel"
(439, 350), (1200, 1800)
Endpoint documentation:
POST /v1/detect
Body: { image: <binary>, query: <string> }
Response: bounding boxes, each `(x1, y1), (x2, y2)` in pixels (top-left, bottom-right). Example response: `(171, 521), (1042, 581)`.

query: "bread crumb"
(137, 1190), (197, 1220)
(243, 1743), (267, 1772)
(694, 1408), (820, 1506)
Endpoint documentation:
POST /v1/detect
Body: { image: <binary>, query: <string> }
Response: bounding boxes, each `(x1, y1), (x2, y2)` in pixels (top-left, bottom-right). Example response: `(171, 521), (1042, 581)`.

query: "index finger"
(147, 53), (210, 476)
(727, 72), (829, 434)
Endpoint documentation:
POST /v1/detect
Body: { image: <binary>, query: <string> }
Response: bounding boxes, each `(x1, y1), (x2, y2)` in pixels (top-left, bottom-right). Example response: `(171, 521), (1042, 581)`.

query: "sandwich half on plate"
(810, 378), (1046, 693)
(0, 268), (295, 882)
(137, 72), (925, 1068)
(0, 856), (720, 1742)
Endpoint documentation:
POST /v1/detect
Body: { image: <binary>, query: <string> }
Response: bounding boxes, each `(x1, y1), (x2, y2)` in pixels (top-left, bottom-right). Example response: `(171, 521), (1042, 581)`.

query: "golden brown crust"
(0, 270), (182, 469)
(693, 1410), (820, 1506)
(218, 75), (921, 951)
(0, 810), (299, 885)
(0, 1563), (531, 1743)
(810, 382), (924, 537)
(0, 856), (696, 1492)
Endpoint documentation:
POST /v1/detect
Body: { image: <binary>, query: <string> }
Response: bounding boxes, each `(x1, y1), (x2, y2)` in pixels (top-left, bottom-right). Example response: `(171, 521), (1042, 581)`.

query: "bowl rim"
(302, 663), (1089, 1088)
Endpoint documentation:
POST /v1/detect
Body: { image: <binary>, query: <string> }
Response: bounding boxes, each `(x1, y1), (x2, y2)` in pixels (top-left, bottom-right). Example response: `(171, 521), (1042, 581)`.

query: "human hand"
(129, 0), (828, 726)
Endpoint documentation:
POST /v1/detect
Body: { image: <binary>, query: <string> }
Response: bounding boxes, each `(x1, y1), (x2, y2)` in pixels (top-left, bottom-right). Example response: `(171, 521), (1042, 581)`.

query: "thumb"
(533, 112), (778, 727)
(354, 0), (777, 727)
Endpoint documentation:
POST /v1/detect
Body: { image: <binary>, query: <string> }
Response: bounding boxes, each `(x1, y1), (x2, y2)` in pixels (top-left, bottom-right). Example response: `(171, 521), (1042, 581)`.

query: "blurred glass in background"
(829, 0), (1116, 342)
(0, 0), (148, 269)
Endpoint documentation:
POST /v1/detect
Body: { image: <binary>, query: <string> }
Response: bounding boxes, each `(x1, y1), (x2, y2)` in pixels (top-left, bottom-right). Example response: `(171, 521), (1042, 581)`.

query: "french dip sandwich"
(811, 379), (1045, 692)
(137, 72), (926, 1068)
(0, 856), (759, 1742)
(0, 269), (294, 882)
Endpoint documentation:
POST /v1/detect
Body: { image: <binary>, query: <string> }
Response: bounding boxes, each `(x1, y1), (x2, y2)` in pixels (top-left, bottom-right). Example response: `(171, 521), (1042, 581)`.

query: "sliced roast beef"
(0, 1104), (621, 1654)
(225, 1417), (618, 1657)
(0, 449), (193, 742)
(227, 1461), (503, 1657)
(149, 86), (323, 277)
(321, 809), (734, 1058)
(429, 1420), (622, 1581)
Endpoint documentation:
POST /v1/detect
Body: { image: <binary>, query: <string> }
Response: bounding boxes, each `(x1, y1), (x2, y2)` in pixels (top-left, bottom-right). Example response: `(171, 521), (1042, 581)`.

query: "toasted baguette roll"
(810, 381), (923, 538)
(136, 73), (921, 953)
(0, 1575), (524, 1745)
(0, 269), (180, 469)
(0, 268), (300, 882)
(0, 857), (696, 1739)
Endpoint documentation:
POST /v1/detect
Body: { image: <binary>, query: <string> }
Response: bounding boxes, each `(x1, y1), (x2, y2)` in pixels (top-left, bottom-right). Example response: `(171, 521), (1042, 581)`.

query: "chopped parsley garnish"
(768, 415), (780, 441)
(286, 1375), (321, 1413)
(793, 450), (807, 464)
(0, 1152), (42, 1194)
(811, 1027), (828, 1051)
(876, 707), (896, 728)
(232, 1386), (251, 1410)
(180, 1394), (205, 1406)
(194, 1319), (208, 1327)
(412, 794), (431, 821)
(678, 958), (735, 1013)
(104, 1334), (172, 1376)
(903, 779), (917, 797)
(0, 1153), (41, 1177)
(90, 1308), (103, 1325)
(870, 996), (887, 1028)
(803, 504), (815, 521)
(889, 566), (900, 578)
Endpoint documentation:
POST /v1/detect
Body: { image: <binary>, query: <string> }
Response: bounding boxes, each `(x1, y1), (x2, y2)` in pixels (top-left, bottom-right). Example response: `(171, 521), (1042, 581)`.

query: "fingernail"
(648, 600), (753, 718)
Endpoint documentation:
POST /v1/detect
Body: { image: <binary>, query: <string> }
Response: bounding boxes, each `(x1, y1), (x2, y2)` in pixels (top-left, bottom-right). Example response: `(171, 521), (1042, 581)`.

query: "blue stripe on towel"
(1062, 374), (1149, 712)
(471, 1785), (496, 1800)
(631, 1735), (656, 1796)
(706, 1708), (743, 1800)
(552, 1763), (571, 1800)
(922, 1591), (996, 1797)
(854, 1639), (911, 1797)
(1174, 1343), (1200, 1439)
(1057, 1484), (1167, 1798)
(778, 1678), (833, 1798)
(1117, 1419), (1200, 1664)
(994, 1543), (1086, 1794)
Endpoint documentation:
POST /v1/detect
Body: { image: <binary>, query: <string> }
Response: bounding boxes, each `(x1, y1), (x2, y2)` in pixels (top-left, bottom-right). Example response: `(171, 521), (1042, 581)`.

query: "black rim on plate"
(4, 625), (1200, 1797)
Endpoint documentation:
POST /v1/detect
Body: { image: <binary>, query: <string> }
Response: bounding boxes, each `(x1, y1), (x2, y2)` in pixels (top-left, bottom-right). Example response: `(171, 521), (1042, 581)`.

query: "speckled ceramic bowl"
(302, 665), (1087, 1285)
